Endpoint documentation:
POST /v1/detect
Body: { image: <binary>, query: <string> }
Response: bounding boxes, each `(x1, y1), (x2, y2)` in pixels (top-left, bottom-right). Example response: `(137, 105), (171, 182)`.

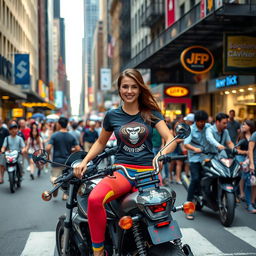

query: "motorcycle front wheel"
(219, 191), (235, 227)
(8, 172), (16, 193)
(148, 242), (185, 255)
(56, 215), (82, 256)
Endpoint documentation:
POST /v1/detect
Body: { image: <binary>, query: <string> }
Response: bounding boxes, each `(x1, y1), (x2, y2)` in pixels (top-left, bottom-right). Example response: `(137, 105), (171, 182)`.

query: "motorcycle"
(105, 133), (117, 166)
(4, 150), (22, 193)
(181, 141), (244, 227)
(34, 123), (195, 256)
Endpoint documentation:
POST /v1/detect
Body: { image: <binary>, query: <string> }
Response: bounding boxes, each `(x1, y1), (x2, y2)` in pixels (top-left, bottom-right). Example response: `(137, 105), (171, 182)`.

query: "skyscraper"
(81, 0), (99, 115)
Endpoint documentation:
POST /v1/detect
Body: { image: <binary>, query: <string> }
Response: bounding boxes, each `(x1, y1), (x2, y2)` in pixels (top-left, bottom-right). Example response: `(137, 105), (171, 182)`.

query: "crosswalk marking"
(20, 232), (55, 256)
(181, 228), (222, 256)
(224, 226), (256, 249)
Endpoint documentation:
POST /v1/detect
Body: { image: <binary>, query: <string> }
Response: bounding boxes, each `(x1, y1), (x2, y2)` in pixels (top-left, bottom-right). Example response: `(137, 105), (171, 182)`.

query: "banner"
(223, 34), (256, 74)
(100, 68), (112, 91)
(165, 0), (175, 28)
(14, 54), (30, 85)
(55, 91), (63, 109)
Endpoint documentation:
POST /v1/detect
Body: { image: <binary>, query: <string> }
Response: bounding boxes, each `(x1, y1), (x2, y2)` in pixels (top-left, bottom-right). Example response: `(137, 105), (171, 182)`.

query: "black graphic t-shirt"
(103, 106), (164, 166)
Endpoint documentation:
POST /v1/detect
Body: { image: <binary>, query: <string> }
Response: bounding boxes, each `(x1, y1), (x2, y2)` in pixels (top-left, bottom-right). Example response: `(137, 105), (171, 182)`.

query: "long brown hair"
(117, 69), (161, 123)
(238, 119), (256, 141)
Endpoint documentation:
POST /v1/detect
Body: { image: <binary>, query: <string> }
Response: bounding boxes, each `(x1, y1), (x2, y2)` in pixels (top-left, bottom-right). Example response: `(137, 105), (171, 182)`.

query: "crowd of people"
(0, 116), (102, 200)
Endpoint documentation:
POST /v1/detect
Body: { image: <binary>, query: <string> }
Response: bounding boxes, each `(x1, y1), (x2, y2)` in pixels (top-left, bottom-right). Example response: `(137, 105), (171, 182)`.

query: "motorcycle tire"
(219, 191), (235, 227)
(16, 170), (21, 188)
(148, 242), (185, 256)
(56, 215), (82, 256)
(8, 172), (16, 193)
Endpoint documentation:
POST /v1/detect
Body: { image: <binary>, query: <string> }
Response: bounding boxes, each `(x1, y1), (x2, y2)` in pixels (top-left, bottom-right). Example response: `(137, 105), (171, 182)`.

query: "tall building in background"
(0, 0), (39, 120)
(81, 0), (99, 116)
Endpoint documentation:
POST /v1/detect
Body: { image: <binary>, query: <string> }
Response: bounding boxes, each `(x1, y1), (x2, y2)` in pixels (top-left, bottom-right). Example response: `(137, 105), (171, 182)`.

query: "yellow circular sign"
(180, 46), (214, 74)
(165, 87), (189, 97)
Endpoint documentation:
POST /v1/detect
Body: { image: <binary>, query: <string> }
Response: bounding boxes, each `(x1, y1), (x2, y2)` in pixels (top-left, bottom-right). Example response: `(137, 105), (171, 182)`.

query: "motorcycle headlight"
(220, 158), (233, 167)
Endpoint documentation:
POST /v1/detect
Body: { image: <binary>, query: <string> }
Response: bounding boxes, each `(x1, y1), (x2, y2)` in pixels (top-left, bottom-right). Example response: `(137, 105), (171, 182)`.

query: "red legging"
(88, 172), (133, 251)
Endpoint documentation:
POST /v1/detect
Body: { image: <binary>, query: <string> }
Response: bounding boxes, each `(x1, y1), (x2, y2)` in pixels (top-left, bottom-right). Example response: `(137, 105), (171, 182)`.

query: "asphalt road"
(0, 168), (256, 256)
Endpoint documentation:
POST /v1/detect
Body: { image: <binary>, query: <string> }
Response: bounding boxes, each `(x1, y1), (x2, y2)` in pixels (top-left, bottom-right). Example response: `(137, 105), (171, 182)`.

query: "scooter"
(34, 123), (195, 255)
(182, 141), (244, 227)
(5, 150), (22, 193)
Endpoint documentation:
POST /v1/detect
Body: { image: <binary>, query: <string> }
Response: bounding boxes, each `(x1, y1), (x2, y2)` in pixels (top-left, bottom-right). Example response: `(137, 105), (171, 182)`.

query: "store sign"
(165, 86), (189, 97)
(100, 68), (112, 91)
(216, 75), (238, 89)
(223, 34), (256, 74)
(14, 54), (30, 85)
(180, 46), (214, 74)
(12, 108), (24, 118)
(0, 55), (12, 83)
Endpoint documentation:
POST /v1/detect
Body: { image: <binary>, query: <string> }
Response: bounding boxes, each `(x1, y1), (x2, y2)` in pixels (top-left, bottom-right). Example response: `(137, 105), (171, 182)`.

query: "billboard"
(100, 68), (112, 91)
(55, 91), (63, 109)
(14, 54), (30, 85)
(223, 34), (256, 74)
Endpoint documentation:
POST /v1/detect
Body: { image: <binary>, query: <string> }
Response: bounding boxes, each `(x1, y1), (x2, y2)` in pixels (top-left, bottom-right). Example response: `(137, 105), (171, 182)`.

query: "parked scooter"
(182, 141), (244, 227)
(34, 123), (195, 255)
(5, 150), (22, 193)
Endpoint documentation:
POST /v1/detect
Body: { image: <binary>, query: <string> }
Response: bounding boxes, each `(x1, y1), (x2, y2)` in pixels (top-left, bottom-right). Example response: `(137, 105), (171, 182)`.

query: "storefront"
(194, 75), (256, 120)
(151, 84), (192, 121)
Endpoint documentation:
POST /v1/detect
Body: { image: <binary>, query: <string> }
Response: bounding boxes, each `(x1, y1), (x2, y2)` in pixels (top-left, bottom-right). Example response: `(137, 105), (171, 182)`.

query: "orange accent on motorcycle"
(149, 202), (167, 213)
(183, 201), (196, 215)
(118, 216), (133, 230)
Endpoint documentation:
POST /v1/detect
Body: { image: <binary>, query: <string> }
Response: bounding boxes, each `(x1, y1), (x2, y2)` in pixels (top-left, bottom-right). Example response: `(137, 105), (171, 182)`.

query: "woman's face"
(241, 122), (250, 133)
(32, 128), (37, 137)
(119, 76), (140, 104)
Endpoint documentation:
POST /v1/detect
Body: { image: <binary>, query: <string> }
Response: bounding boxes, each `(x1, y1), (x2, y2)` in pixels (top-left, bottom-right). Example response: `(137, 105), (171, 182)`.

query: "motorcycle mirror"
(32, 149), (49, 169)
(175, 122), (191, 139)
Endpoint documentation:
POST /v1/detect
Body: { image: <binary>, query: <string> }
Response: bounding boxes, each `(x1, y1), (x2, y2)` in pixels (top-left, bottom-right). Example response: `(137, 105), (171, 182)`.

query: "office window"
(190, 0), (195, 8)
(180, 3), (185, 16)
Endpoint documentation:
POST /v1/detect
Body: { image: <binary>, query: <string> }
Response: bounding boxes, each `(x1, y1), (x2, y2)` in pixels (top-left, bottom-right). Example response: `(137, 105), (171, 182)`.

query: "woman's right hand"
(74, 161), (88, 179)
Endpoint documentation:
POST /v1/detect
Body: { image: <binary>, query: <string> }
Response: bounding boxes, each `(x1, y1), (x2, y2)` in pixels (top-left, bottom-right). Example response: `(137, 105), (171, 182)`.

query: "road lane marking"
(181, 228), (222, 256)
(20, 232), (55, 256)
(224, 226), (256, 249)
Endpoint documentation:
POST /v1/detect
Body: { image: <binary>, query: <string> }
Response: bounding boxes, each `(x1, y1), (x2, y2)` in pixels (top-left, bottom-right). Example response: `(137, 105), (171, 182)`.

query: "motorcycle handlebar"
(158, 155), (187, 163)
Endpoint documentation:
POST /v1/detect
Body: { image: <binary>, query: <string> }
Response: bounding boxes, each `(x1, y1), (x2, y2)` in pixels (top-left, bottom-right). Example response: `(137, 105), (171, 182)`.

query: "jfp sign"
(14, 54), (30, 85)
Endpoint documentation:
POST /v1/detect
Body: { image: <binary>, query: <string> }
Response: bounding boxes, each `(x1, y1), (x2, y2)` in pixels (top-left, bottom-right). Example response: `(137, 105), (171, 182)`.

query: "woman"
(237, 120), (256, 213)
(26, 124), (43, 180)
(74, 69), (177, 256)
(249, 126), (256, 213)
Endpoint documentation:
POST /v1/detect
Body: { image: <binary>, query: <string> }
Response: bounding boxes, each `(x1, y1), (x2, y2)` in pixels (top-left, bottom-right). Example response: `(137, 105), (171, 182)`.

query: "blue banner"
(14, 54), (30, 85)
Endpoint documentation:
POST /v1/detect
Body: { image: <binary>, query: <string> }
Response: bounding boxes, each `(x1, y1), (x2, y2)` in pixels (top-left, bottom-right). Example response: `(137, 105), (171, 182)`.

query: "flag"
(107, 34), (115, 58)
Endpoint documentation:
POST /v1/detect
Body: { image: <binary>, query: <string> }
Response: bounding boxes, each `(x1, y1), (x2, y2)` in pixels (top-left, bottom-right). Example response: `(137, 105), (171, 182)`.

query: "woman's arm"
(248, 140), (255, 172)
(155, 120), (177, 155)
(74, 128), (112, 178)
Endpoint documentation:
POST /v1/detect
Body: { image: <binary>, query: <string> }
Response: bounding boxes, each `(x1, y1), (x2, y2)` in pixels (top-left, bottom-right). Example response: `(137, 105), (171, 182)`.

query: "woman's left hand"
(153, 155), (163, 171)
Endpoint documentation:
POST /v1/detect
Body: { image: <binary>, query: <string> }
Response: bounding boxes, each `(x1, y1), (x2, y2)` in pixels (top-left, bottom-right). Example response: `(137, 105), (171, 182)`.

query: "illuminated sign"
(216, 75), (238, 89)
(165, 86), (189, 97)
(180, 46), (214, 74)
(12, 108), (24, 118)
(22, 102), (55, 110)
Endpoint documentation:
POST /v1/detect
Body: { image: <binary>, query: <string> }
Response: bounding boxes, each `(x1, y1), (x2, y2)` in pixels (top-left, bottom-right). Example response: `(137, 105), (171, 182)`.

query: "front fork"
(63, 184), (75, 256)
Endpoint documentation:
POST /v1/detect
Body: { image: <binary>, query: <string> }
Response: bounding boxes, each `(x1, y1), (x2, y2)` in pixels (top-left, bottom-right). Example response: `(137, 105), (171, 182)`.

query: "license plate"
(148, 220), (182, 245)
(8, 166), (16, 172)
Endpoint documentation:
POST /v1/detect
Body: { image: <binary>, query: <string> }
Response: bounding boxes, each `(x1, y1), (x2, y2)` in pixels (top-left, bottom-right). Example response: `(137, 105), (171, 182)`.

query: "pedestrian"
(74, 68), (178, 256)
(168, 120), (184, 184)
(184, 110), (210, 219)
(25, 125), (43, 179)
(236, 120), (256, 213)
(184, 113), (195, 126)
(0, 118), (9, 184)
(81, 121), (99, 152)
(1, 122), (26, 179)
(227, 109), (241, 145)
(46, 117), (80, 200)
(248, 128), (256, 211)
(69, 122), (81, 145)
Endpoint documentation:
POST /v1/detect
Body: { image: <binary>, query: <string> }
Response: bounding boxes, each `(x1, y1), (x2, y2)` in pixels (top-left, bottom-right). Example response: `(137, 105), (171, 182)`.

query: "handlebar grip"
(158, 154), (187, 163)
(171, 155), (187, 161)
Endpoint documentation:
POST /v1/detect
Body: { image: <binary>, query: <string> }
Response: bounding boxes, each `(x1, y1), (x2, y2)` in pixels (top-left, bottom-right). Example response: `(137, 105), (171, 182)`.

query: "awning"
(0, 80), (27, 99)
(124, 3), (256, 69)
(24, 90), (47, 103)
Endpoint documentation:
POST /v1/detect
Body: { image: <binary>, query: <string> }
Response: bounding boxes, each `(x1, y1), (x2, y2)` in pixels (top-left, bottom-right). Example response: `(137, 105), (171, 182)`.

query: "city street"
(0, 168), (256, 256)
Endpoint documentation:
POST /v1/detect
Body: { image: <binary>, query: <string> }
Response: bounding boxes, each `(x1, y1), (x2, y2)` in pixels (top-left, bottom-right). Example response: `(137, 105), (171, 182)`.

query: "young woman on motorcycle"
(74, 69), (178, 256)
